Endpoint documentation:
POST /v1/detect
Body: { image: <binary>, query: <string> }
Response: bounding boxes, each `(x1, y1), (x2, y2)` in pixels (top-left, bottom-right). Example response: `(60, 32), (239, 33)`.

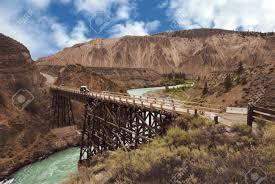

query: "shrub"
(223, 75), (232, 92)
(106, 146), (176, 183)
(202, 82), (208, 95)
(236, 75), (247, 85)
(67, 118), (275, 184)
(165, 127), (188, 148)
(174, 115), (190, 130)
(174, 114), (211, 130)
(164, 85), (169, 92)
(236, 62), (244, 74)
(189, 116), (211, 129)
(262, 125), (275, 144)
(231, 123), (252, 136)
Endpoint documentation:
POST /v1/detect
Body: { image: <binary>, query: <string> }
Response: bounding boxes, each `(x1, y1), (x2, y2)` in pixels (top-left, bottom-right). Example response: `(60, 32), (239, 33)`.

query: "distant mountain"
(37, 29), (275, 76)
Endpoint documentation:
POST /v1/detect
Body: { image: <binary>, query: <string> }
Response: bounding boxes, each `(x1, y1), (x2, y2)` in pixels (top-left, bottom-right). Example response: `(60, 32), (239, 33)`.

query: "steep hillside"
(38, 65), (172, 89)
(156, 64), (275, 108)
(0, 34), (79, 180)
(200, 64), (275, 108)
(37, 29), (275, 76)
(54, 65), (126, 92)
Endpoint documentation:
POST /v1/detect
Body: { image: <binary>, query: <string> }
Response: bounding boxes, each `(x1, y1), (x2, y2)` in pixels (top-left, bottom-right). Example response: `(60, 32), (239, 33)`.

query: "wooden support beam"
(247, 105), (253, 127)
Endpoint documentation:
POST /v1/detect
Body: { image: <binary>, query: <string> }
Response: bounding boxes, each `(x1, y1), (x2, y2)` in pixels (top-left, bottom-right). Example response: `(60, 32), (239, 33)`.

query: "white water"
(2, 84), (184, 184)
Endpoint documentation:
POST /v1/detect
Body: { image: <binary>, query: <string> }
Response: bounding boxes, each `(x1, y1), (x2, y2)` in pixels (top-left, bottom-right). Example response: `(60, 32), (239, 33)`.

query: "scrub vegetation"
(66, 115), (275, 184)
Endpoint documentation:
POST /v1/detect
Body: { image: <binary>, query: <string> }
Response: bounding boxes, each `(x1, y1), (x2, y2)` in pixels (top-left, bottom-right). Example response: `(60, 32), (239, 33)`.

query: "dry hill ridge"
(37, 28), (275, 76)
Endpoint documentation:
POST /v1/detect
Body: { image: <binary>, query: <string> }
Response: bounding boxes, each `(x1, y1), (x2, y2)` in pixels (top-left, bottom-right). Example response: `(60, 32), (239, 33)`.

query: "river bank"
(0, 126), (80, 183)
(1, 147), (80, 184)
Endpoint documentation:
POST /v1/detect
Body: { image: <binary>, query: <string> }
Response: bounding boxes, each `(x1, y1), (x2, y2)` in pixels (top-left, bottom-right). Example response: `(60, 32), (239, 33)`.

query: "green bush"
(202, 82), (208, 95)
(262, 125), (275, 144)
(165, 127), (189, 148)
(231, 123), (252, 136)
(174, 115), (191, 130)
(174, 114), (211, 130)
(236, 62), (244, 74)
(106, 146), (176, 183)
(223, 75), (232, 92)
(189, 116), (211, 129)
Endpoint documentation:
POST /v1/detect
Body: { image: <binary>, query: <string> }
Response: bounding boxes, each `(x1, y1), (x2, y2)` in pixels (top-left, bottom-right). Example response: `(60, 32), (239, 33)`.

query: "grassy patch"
(162, 80), (194, 101)
(231, 123), (252, 136)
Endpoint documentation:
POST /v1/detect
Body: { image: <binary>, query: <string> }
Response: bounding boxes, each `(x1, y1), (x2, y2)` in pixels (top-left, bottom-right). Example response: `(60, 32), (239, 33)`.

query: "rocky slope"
(38, 64), (172, 90)
(37, 29), (275, 76)
(174, 64), (275, 108)
(0, 34), (80, 180)
(0, 33), (133, 180)
(39, 65), (125, 92)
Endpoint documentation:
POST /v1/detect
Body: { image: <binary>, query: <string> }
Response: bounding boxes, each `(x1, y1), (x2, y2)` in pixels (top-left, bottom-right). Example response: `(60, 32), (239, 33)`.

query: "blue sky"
(0, 0), (275, 60)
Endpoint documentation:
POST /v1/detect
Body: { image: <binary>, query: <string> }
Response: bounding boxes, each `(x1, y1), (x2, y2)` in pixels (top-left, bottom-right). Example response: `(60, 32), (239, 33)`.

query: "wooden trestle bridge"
(49, 86), (235, 164)
(50, 86), (211, 163)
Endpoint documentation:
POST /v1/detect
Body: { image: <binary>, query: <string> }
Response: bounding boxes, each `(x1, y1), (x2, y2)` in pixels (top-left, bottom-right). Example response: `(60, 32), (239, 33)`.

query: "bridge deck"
(50, 86), (222, 116)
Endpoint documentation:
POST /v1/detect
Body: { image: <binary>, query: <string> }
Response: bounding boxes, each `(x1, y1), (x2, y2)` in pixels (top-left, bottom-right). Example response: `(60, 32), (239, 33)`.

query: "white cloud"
(145, 20), (160, 32)
(0, 0), (89, 60)
(158, 0), (168, 9)
(25, 0), (71, 8)
(69, 21), (89, 44)
(166, 0), (275, 32)
(51, 20), (89, 48)
(0, 1), (53, 59)
(116, 4), (130, 20)
(109, 21), (160, 38)
(74, 0), (132, 20)
(60, 0), (71, 4)
(26, 0), (51, 8)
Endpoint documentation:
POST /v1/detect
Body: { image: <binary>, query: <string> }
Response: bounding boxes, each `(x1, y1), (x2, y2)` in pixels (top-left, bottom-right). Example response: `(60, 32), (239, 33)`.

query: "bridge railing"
(247, 105), (275, 126)
(95, 90), (222, 113)
(50, 86), (224, 114)
(102, 91), (223, 112)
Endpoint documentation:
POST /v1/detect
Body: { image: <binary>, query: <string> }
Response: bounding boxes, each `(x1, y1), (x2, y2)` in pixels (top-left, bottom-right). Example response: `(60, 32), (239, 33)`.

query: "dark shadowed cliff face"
(37, 29), (275, 76)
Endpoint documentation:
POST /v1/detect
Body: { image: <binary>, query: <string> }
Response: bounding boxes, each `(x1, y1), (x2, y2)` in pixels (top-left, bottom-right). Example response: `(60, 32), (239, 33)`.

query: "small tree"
(236, 62), (244, 74)
(224, 75), (232, 92)
(165, 85), (169, 92)
(202, 82), (208, 95)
